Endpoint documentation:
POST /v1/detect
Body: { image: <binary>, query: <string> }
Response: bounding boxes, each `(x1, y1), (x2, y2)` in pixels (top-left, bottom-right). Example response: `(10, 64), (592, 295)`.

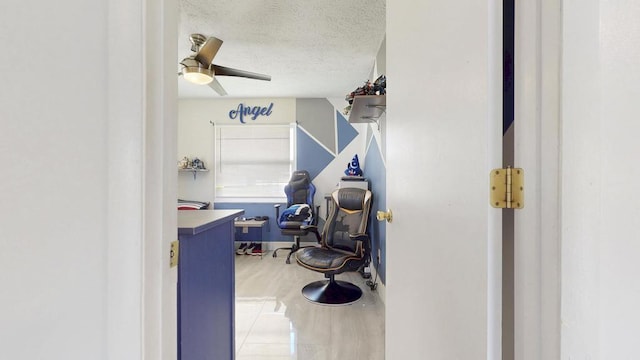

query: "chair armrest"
(349, 233), (370, 257)
(312, 205), (321, 225)
(301, 225), (322, 243)
(274, 204), (281, 220)
(349, 233), (369, 241)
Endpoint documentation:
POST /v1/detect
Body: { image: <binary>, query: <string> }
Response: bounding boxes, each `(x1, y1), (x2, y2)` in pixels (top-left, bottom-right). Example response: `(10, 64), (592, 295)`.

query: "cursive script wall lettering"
(228, 103), (274, 123)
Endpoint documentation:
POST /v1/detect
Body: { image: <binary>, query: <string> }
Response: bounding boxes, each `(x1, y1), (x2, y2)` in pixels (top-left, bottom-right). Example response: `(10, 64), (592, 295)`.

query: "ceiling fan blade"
(208, 77), (228, 96)
(212, 64), (271, 81)
(194, 36), (223, 66)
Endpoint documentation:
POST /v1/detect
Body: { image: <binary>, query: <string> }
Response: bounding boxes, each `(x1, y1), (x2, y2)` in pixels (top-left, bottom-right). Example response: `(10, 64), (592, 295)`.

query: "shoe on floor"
(249, 243), (262, 256)
(245, 242), (256, 255)
(236, 242), (248, 255)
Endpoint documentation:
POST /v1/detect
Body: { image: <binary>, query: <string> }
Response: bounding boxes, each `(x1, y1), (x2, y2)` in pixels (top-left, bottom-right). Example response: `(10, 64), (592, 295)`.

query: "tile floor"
(234, 249), (385, 360)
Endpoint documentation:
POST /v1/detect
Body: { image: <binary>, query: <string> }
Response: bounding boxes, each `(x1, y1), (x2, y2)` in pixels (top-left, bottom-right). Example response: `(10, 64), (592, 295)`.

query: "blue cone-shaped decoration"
(344, 154), (363, 176)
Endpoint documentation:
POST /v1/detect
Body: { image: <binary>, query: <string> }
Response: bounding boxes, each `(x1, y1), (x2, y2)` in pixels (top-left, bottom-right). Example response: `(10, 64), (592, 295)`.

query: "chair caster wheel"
(366, 280), (377, 291)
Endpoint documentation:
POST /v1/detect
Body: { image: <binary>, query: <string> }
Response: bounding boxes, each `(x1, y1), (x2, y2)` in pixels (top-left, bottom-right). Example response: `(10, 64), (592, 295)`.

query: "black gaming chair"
(295, 187), (373, 305)
(273, 170), (318, 264)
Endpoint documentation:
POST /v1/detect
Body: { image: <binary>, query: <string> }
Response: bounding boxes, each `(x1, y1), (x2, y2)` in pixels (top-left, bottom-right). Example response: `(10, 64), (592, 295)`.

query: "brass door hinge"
(490, 167), (524, 209)
(170, 240), (179, 268)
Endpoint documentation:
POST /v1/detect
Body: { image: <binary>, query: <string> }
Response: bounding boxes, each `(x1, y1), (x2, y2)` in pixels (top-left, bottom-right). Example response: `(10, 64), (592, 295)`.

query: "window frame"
(213, 123), (296, 203)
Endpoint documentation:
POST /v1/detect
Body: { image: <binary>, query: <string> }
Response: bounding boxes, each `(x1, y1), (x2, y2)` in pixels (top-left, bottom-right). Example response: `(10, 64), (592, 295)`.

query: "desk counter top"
(178, 209), (244, 236)
(234, 219), (268, 227)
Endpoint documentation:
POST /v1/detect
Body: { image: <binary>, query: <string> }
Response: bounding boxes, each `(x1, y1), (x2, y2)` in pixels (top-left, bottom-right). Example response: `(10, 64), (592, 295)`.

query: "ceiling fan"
(179, 33), (271, 96)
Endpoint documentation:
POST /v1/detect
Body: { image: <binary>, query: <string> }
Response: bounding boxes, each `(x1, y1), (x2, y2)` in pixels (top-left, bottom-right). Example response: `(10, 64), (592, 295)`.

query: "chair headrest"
(288, 170), (311, 189)
(335, 188), (370, 211)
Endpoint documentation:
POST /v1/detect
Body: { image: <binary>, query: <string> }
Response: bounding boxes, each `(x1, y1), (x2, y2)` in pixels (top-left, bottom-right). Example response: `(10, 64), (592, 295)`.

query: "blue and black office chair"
(295, 187), (373, 305)
(273, 170), (318, 264)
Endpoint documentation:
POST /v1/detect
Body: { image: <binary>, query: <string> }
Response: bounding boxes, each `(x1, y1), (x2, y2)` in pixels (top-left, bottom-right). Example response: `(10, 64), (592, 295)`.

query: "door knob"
(376, 209), (393, 223)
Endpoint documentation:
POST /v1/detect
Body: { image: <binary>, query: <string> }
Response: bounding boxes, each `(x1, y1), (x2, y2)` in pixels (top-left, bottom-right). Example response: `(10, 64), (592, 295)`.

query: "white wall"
(0, 1), (109, 358)
(561, 0), (640, 358)
(0, 0), (175, 359)
(178, 98), (295, 204)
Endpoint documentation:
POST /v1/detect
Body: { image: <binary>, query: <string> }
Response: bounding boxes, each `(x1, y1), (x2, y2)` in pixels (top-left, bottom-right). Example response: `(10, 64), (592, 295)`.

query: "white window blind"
(215, 125), (294, 199)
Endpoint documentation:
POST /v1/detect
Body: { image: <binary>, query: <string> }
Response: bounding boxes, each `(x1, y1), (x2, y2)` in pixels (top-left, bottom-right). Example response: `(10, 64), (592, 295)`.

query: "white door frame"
(108, 0), (562, 358)
(106, 0), (178, 358)
(513, 0), (561, 358)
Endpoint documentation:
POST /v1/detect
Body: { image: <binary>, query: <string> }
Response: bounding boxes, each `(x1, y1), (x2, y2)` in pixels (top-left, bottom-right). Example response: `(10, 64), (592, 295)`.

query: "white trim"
(368, 263), (386, 305)
(144, 0), (179, 359)
(487, 1), (503, 359)
(262, 241), (302, 251)
(513, 0), (561, 358)
(107, 0), (178, 359)
(334, 108), (339, 155)
(214, 123), (294, 128)
(215, 196), (287, 204)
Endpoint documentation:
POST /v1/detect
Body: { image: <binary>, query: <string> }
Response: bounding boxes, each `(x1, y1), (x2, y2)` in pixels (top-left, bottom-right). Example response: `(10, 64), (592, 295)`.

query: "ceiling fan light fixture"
(183, 65), (214, 85)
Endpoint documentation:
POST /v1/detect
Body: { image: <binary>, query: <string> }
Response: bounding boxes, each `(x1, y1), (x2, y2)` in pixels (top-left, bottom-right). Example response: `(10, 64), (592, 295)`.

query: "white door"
(385, 1), (503, 359)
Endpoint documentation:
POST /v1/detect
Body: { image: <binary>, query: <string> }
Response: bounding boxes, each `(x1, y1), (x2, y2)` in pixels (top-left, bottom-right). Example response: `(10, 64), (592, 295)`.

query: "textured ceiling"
(178, 0), (386, 98)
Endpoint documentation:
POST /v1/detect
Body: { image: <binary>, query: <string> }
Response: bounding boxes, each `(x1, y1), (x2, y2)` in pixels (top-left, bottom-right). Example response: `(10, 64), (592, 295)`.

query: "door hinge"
(490, 167), (524, 209)
(170, 240), (179, 268)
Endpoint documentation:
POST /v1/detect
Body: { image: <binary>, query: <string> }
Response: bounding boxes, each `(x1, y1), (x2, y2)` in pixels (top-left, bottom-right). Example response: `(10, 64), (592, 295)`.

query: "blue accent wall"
(364, 136), (386, 283)
(296, 127), (334, 180)
(337, 111), (359, 153)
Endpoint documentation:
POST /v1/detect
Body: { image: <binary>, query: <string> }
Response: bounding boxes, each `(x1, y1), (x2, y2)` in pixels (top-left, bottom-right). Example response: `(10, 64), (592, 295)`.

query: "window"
(215, 124), (294, 200)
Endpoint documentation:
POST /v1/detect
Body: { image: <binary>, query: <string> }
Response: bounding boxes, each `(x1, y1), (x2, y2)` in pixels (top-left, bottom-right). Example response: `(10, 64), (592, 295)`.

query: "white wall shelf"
(179, 168), (209, 180)
(348, 95), (386, 129)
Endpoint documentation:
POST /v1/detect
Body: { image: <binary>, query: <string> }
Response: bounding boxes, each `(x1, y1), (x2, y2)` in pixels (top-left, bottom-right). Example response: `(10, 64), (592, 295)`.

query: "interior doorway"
(502, 0), (515, 358)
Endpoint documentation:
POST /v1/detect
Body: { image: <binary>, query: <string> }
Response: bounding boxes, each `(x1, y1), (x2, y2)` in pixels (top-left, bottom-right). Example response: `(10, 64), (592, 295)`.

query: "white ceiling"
(178, 0), (386, 99)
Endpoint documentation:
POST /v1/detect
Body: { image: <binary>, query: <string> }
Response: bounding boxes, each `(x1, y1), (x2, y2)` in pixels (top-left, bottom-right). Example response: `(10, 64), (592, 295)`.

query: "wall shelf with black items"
(179, 168), (209, 180)
(348, 95), (386, 130)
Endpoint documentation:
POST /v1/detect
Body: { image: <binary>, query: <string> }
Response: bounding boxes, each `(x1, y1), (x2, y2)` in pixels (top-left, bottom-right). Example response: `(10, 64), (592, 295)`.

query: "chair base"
(301, 276), (363, 305)
(272, 243), (299, 264)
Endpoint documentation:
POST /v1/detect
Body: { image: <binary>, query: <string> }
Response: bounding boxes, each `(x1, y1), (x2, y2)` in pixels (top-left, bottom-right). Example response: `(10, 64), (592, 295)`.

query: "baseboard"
(261, 241), (318, 251)
(369, 264), (386, 305)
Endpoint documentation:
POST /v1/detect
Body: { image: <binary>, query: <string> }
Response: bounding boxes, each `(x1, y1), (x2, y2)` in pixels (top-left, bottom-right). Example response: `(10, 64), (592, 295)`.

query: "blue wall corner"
(364, 136), (386, 283)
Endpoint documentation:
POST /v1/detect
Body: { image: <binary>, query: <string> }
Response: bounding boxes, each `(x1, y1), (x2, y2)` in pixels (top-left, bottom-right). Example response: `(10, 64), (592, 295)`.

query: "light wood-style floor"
(235, 249), (385, 360)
